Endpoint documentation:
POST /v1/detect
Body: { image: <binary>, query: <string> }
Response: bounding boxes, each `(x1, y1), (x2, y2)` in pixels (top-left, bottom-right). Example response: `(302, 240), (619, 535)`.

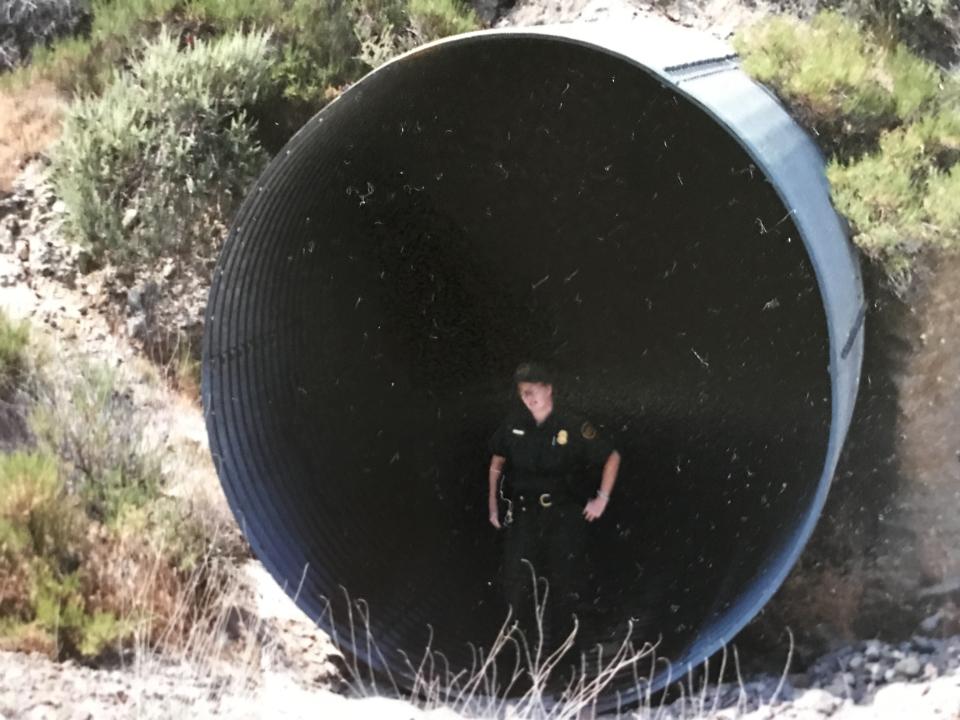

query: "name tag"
(511, 428), (525, 436)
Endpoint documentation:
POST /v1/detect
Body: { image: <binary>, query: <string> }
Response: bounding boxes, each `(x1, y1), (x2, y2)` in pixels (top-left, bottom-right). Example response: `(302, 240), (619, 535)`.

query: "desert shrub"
(50, 28), (273, 267)
(185, 0), (285, 26)
(28, 0), (180, 93)
(270, 0), (365, 104)
(818, 0), (960, 69)
(0, 0), (91, 73)
(736, 11), (960, 289)
(827, 108), (960, 284)
(1, 332), (244, 660)
(408, 0), (478, 39)
(0, 308), (31, 394)
(7, 0), (481, 105)
(30, 360), (165, 524)
(735, 12), (942, 157)
(186, 0), (477, 102)
(0, 451), (77, 561)
(353, 0), (412, 68)
(87, 0), (180, 41)
(0, 449), (128, 659)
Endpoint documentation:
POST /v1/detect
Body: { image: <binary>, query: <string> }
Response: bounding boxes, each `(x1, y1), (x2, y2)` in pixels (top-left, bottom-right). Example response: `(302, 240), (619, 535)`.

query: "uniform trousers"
(501, 493), (588, 652)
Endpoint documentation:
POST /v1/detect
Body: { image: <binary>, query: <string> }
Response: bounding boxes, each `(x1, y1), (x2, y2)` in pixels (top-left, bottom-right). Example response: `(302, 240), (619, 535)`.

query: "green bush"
(50, 28), (273, 266)
(0, 451), (77, 561)
(271, 0), (366, 104)
(0, 357), (235, 658)
(6, 0), (481, 105)
(30, 361), (166, 524)
(735, 12), (941, 156)
(1, 0), (176, 95)
(187, 0), (477, 103)
(827, 108), (960, 284)
(0, 450), (120, 658)
(408, 0), (478, 40)
(88, 0), (181, 41)
(0, 308), (30, 394)
(736, 11), (960, 289)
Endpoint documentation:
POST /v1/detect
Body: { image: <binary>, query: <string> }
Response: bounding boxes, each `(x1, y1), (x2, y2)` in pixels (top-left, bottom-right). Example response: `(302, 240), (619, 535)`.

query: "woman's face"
(517, 381), (553, 415)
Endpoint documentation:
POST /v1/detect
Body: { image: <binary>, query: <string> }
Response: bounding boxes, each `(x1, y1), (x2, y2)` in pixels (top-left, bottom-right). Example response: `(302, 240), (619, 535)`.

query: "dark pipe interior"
(205, 35), (833, 701)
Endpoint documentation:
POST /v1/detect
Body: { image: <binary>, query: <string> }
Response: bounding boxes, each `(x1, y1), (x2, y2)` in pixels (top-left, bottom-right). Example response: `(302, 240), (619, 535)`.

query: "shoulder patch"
(580, 421), (597, 440)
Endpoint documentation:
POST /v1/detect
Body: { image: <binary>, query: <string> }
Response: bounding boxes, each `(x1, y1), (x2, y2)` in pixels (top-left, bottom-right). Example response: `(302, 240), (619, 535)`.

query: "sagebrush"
(50, 28), (273, 266)
(4, 0), (480, 101)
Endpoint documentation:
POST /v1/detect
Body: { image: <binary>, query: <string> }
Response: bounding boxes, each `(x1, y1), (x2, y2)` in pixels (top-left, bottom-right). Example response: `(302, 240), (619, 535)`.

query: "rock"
(0, 255), (24, 286)
(894, 656), (922, 678)
(864, 641), (882, 661)
(15, 238), (29, 261)
(883, 667), (897, 683)
(76, 248), (97, 275)
(920, 610), (944, 634)
(121, 206), (138, 229)
(126, 281), (158, 314)
(1, 215), (21, 245)
(127, 315), (147, 340)
(824, 676), (848, 698)
(847, 653), (864, 671)
(793, 688), (838, 714)
(16, 161), (45, 194)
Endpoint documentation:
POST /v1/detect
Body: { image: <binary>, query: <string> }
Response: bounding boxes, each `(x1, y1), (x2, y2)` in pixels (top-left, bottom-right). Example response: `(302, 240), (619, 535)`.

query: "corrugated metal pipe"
(202, 19), (865, 710)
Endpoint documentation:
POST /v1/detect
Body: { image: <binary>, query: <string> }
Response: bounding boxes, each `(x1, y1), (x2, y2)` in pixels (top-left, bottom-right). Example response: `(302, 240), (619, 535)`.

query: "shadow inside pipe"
(207, 35), (835, 701)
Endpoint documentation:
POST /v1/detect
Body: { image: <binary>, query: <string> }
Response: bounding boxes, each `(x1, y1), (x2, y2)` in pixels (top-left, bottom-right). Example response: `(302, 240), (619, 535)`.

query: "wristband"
(596, 490), (610, 501)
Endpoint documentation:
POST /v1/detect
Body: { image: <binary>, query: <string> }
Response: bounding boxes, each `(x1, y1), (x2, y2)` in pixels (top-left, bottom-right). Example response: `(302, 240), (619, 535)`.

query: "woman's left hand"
(583, 495), (609, 521)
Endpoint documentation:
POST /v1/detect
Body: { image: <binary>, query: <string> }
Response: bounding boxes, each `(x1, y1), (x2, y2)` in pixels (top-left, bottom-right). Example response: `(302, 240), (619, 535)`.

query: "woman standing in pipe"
(487, 362), (622, 657)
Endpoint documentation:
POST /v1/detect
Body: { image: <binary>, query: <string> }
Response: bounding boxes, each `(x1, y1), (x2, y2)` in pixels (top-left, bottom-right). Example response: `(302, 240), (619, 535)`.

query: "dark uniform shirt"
(490, 408), (615, 499)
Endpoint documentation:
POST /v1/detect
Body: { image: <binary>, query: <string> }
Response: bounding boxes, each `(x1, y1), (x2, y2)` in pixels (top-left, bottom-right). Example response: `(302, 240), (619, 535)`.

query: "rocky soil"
(0, 159), (210, 376)
(2, 632), (960, 718)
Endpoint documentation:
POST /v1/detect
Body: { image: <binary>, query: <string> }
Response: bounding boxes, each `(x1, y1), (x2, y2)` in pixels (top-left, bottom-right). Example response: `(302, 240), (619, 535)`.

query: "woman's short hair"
(513, 362), (553, 386)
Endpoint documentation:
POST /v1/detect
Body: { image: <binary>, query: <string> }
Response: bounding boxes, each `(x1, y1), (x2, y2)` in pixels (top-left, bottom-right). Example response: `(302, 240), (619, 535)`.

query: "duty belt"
(515, 492), (558, 509)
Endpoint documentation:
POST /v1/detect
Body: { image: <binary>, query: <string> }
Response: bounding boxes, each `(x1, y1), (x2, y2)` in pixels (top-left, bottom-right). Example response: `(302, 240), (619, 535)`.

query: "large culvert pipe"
(202, 18), (864, 709)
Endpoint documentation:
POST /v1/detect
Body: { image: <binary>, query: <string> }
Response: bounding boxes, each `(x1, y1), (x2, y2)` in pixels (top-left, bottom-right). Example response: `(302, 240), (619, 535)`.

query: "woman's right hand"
(489, 508), (501, 529)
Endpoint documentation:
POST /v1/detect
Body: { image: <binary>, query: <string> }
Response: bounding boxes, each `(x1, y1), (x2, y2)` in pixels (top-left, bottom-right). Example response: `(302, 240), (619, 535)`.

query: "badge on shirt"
(511, 428), (525, 436)
(580, 421), (597, 440)
(556, 429), (568, 445)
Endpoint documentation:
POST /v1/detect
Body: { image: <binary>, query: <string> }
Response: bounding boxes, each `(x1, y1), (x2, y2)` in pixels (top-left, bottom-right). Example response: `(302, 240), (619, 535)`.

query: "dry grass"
(314, 566), (796, 719)
(0, 80), (65, 193)
(93, 554), (755, 718)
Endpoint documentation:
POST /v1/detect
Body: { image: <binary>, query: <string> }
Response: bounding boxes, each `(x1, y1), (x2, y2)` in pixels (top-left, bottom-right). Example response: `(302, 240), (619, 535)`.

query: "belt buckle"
(538, 493), (553, 508)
